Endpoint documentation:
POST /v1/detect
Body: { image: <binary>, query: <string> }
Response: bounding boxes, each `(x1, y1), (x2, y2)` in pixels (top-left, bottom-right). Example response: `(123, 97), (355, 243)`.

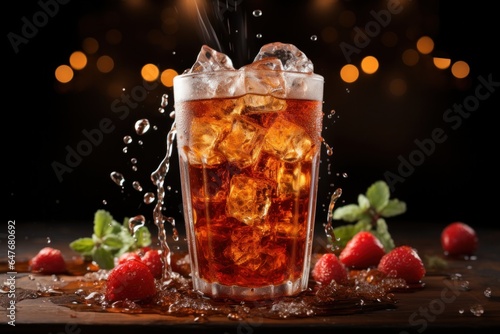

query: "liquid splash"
(150, 119), (178, 285)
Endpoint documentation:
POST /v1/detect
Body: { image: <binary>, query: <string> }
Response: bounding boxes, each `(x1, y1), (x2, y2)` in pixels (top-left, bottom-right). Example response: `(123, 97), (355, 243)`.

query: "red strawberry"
(117, 251), (141, 265)
(339, 231), (386, 269)
(377, 245), (426, 284)
(29, 247), (67, 274)
(441, 222), (478, 256)
(311, 253), (348, 285)
(105, 259), (157, 302)
(141, 249), (163, 279)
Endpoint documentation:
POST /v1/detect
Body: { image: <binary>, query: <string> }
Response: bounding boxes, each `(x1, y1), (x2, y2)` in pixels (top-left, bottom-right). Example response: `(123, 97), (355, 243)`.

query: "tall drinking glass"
(173, 43), (324, 301)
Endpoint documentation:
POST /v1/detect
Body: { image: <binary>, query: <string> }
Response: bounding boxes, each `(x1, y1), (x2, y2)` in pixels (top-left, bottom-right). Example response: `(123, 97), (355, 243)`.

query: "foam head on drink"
(173, 42), (324, 301)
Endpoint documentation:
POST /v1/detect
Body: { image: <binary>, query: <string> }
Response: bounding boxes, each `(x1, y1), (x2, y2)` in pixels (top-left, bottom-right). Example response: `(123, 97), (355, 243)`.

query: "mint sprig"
(331, 180), (406, 252)
(69, 209), (152, 269)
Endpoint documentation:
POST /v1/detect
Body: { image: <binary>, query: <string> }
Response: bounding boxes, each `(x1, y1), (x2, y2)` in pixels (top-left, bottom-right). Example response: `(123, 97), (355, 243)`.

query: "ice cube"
(187, 117), (229, 165)
(263, 116), (313, 162)
(186, 45), (235, 73)
(223, 225), (287, 274)
(226, 175), (273, 225)
(253, 42), (314, 73)
(241, 59), (286, 97)
(218, 116), (266, 169)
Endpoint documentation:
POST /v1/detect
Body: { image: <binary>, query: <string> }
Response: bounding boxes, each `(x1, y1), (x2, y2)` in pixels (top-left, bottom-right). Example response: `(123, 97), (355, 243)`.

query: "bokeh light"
(433, 57), (451, 70)
(82, 37), (99, 54)
(416, 36), (434, 54)
(451, 61), (470, 79)
(160, 68), (178, 87)
(141, 63), (160, 81)
(69, 51), (87, 70)
(402, 49), (419, 66)
(360, 56), (379, 74)
(55, 65), (74, 83)
(97, 55), (114, 73)
(340, 64), (359, 83)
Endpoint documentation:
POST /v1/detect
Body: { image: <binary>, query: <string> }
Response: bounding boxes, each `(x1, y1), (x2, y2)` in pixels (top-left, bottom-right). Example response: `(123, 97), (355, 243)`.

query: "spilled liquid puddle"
(0, 255), (423, 321)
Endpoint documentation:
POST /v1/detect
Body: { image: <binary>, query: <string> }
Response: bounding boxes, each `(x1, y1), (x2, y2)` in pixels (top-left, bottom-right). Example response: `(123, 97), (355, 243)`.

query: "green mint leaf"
(332, 224), (362, 249)
(366, 180), (390, 212)
(102, 234), (124, 250)
(372, 218), (395, 252)
(357, 194), (370, 210)
(93, 209), (114, 238)
(332, 204), (363, 222)
(92, 246), (115, 269)
(69, 237), (94, 255)
(380, 198), (407, 217)
(116, 227), (136, 256)
(134, 226), (152, 248)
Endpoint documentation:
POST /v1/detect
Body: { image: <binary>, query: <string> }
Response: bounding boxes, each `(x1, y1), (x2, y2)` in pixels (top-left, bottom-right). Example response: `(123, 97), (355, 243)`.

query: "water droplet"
(170, 110), (176, 119)
(345, 88), (351, 93)
(138, 140), (143, 146)
(128, 215), (146, 235)
(470, 304), (484, 317)
(327, 109), (336, 119)
(123, 146), (128, 153)
(131, 158), (137, 164)
(132, 181), (143, 192)
(132, 166), (138, 172)
(252, 9), (262, 17)
(310, 35), (318, 41)
(342, 172), (348, 178)
(458, 309), (465, 314)
(46, 237), (51, 244)
(484, 287), (492, 298)
(102, 199), (107, 205)
(134, 119), (150, 135)
(144, 192), (155, 204)
(161, 94), (169, 107)
(123, 135), (132, 144)
(110, 171), (125, 187)
(256, 33), (262, 39)
(158, 107), (165, 113)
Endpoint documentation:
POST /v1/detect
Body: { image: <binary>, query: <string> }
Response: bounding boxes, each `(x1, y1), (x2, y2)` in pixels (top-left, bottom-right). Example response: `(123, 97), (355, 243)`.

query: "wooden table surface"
(1, 220), (499, 334)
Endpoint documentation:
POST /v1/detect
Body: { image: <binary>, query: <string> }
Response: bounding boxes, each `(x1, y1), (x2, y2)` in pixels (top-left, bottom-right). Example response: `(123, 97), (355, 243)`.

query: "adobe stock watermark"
(400, 274), (469, 333)
(51, 79), (159, 183)
(340, 0), (411, 63)
(384, 73), (499, 192)
(7, 0), (71, 54)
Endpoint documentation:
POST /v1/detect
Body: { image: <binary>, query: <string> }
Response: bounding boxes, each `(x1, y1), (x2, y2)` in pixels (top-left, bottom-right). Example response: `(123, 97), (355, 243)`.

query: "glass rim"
(174, 69), (324, 82)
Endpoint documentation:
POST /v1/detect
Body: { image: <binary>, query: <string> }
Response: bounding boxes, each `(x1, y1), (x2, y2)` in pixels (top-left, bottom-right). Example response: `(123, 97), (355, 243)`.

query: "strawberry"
(441, 222), (478, 256)
(339, 231), (386, 269)
(29, 247), (67, 274)
(105, 259), (157, 302)
(377, 245), (426, 284)
(117, 251), (141, 265)
(311, 253), (348, 285)
(141, 249), (163, 279)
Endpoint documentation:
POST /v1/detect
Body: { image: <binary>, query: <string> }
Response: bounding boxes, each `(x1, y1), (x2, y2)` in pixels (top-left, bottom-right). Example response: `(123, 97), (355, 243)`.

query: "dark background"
(4, 0), (498, 234)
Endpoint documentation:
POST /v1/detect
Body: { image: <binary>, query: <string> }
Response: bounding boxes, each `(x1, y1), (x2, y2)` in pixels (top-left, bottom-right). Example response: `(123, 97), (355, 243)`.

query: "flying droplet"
(128, 215), (146, 235)
(484, 287), (492, 298)
(252, 9), (262, 17)
(132, 181), (143, 192)
(123, 147), (128, 153)
(161, 94), (169, 108)
(256, 33), (262, 39)
(46, 237), (51, 244)
(131, 158), (137, 164)
(144, 192), (155, 204)
(110, 171), (125, 187)
(134, 119), (150, 135)
(170, 111), (176, 119)
(123, 135), (133, 144)
(310, 35), (318, 41)
(327, 110), (336, 119)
